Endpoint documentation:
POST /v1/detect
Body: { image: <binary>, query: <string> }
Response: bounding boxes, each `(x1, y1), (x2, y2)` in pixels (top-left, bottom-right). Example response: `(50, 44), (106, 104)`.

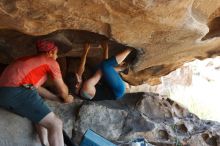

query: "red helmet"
(36, 40), (58, 52)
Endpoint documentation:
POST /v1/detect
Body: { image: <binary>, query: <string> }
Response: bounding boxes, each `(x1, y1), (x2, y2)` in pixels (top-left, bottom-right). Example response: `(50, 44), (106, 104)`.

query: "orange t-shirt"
(0, 55), (62, 88)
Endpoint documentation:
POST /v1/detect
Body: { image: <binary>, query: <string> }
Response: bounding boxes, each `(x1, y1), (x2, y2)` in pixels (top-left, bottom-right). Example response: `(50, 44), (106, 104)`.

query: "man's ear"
(48, 50), (54, 56)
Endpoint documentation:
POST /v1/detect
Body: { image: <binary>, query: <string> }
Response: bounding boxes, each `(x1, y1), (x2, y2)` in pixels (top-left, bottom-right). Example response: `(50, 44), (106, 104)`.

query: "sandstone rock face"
(1, 0), (220, 85)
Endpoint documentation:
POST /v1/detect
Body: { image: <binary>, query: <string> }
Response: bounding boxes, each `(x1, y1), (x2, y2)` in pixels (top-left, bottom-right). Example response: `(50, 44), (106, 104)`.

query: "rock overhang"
(1, 0), (220, 85)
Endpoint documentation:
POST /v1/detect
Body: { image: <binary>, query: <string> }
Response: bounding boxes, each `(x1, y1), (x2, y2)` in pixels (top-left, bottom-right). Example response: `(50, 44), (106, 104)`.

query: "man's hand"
(63, 95), (74, 103)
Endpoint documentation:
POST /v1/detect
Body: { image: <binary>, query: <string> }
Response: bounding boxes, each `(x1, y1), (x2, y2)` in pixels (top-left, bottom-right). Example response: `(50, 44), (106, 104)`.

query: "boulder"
(1, 1), (220, 85)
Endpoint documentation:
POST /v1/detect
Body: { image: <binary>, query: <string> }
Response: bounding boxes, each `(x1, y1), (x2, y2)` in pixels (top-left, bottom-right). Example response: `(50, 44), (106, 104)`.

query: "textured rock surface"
(74, 101), (128, 140)
(0, 99), (83, 146)
(128, 57), (220, 122)
(1, 0), (220, 85)
(46, 99), (83, 136)
(1, 1), (220, 146)
(73, 93), (220, 145)
(0, 93), (219, 145)
(0, 109), (40, 146)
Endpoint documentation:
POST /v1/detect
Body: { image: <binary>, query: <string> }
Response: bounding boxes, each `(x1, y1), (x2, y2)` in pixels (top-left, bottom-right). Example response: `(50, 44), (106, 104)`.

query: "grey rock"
(0, 108), (40, 146)
(0, 99), (83, 146)
(0, 92), (220, 146)
(47, 99), (83, 137)
(74, 101), (128, 141)
(136, 93), (173, 122)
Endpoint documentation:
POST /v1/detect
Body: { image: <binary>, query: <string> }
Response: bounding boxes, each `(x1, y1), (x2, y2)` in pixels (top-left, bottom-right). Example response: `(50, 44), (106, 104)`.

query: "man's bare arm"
(53, 78), (74, 103)
(37, 86), (62, 102)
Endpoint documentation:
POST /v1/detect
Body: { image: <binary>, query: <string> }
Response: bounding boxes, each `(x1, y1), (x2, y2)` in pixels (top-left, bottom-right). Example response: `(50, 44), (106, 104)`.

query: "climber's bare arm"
(76, 42), (91, 81)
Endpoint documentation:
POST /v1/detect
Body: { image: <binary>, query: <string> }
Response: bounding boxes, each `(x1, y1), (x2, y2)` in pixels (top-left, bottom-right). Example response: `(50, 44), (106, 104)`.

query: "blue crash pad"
(80, 129), (116, 146)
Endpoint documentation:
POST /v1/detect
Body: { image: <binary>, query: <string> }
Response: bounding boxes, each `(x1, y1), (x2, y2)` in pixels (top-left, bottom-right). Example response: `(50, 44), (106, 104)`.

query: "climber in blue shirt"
(67, 41), (132, 101)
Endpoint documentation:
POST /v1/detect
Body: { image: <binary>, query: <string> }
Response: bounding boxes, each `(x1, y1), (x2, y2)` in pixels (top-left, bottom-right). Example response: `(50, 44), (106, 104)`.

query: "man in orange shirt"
(0, 40), (74, 146)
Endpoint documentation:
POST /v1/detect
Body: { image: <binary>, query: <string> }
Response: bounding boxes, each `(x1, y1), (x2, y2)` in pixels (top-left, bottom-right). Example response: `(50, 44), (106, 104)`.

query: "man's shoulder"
(17, 55), (58, 68)
(35, 55), (58, 64)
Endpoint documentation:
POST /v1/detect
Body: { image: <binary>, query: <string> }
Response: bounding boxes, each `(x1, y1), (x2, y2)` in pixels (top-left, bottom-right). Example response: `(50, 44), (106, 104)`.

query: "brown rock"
(1, 0), (220, 85)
